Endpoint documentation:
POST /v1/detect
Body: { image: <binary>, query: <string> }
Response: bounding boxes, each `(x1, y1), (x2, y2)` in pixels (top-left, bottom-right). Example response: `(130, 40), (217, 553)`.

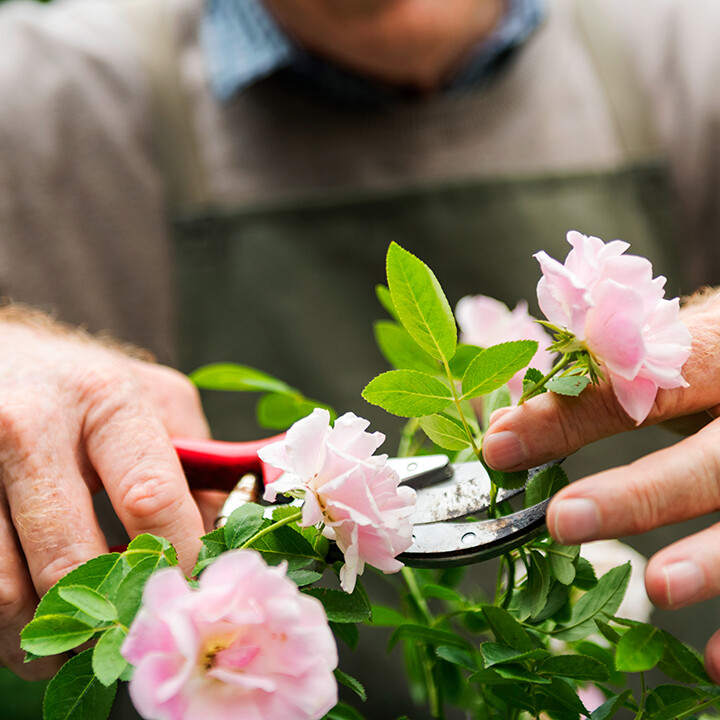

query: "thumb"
(482, 304), (720, 471)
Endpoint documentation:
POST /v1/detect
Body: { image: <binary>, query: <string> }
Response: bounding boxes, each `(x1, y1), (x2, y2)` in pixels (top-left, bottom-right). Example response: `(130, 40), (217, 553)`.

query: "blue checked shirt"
(202, 0), (545, 104)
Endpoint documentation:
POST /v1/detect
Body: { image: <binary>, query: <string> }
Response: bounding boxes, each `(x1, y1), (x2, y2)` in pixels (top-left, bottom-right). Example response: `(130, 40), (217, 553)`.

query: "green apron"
(114, 2), (714, 718)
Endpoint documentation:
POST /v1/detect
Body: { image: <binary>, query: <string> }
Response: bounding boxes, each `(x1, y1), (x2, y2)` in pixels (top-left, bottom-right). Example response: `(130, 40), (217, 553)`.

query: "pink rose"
(259, 409), (416, 593)
(455, 295), (554, 402)
(121, 550), (338, 720)
(535, 231), (691, 423)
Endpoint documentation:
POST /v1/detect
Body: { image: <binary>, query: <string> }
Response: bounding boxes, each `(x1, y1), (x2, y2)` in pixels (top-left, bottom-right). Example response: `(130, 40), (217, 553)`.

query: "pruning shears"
(173, 436), (551, 568)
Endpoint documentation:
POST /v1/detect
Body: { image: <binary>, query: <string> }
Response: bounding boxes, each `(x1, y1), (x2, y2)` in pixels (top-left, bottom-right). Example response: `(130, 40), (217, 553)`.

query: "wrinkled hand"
(482, 289), (720, 680)
(0, 317), (210, 679)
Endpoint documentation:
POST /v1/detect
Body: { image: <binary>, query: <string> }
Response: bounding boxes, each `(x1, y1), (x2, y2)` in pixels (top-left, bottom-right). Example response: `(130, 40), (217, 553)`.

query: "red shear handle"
(172, 435), (285, 492)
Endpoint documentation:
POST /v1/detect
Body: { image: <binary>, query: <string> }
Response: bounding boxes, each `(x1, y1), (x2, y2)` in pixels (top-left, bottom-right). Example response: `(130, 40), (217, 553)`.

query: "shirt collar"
(202, 0), (546, 104)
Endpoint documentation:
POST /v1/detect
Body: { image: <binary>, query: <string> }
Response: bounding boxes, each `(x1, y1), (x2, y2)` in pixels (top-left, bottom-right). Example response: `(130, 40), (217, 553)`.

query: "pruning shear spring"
(173, 436), (552, 568)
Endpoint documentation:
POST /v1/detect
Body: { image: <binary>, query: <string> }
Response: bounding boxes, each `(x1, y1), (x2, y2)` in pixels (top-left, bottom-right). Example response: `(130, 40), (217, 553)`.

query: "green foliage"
(461, 341), (538, 400)
(304, 586), (372, 624)
(225, 503), (266, 548)
(21, 616), (97, 657)
(362, 369), (453, 417)
(334, 669), (366, 702)
(418, 413), (472, 450)
(615, 622), (665, 672)
(190, 362), (335, 430)
(524, 464), (569, 507)
(374, 321), (439, 373)
(546, 374), (591, 396)
(92, 628), (129, 687)
(385, 242), (457, 362)
(43, 651), (116, 720)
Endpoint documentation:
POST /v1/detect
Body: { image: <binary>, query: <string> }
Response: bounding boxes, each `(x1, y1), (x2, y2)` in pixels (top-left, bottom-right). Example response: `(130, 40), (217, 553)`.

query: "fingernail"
(551, 498), (600, 544)
(663, 561), (704, 607)
(482, 430), (527, 469)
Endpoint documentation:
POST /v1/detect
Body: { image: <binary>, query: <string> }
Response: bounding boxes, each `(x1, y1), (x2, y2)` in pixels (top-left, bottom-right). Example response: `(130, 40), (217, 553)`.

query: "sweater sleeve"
(0, 0), (176, 361)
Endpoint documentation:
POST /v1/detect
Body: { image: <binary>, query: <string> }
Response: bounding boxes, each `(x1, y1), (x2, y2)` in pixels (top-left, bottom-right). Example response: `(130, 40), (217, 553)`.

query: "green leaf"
(323, 702), (367, 720)
(554, 563), (631, 642)
(418, 414), (472, 451)
(485, 461), (528, 491)
(287, 569), (323, 587)
(538, 654), (610, 682)
(524, 464), (569, 508)
(374, 321), (440, 373)
(190, 363), (293, 394)
(435, 646), (477, 671)
(386, 242), (457, 362)
(481, 605), (533, 651)
(589, 689), (633, 720)
(35, 554), (128, 621)
(594, 619), (622, 645)
(250, 524), (322, 568)
(547, 375), (591, 396)
(657, 631), (710, 683)
(389, 624), (472, 651)
(531, 582), (570, 623)
(645, 685), (703, 720)
(480, 643), (550, 668)
(193, 527), (228, 575)
(124, 534), (178, 568)
(375, 284), (400, 322)
(225, 503), (266, 549)
(257, 392), (334, 430)
(421, 584), (464, 603)
(573, 557), (598, 591)
(303, 587), (371, 624)
(546, 542), (580, 586)
(369, 605), (406, 627)
(362, 370), (453, 417)
(21, 616), (96, 657)
(615, 623), (665, 672)
(526, 551), (551, 619)
(469, 668), (518, 686)
(57, 587), (117, 623)
(461, 341), (537, 400)
(523, 367), (546, 394)
(43, 650), (116, 720)
(330, 621), (359, 650)
(482, 385), (512, 422)
(92, 627), (129, 687)
(334, 669), (366, 702)
(493, 664), (551, 684)
(490, 684), (537, 713)
(539, 677), (588, 716)
(115, 553), (173, 627)
(448, 344), (483, 379)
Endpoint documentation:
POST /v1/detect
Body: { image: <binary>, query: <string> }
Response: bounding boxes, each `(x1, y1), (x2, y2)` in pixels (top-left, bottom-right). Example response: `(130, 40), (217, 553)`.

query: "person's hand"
(482, 288), (720, 680)
(0, 312), (210, 679)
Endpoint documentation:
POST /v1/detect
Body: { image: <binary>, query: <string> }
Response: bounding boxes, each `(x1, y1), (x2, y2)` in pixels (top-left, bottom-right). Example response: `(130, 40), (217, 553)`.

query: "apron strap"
(574, 0), (660, 161)
(121, 0), (209, 210)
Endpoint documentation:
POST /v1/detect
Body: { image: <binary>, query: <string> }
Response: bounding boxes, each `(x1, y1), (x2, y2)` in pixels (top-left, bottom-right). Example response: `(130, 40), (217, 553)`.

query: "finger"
(546, 419), (720, 545)
(705, 628), (720, 684)
(643, 522), (720, 611)
(0, 486), (63, 679)
(128, 361), (210, 439)
(483, 309), (720, 471)
(0, 411), (109, 598)
(81, 369), (203, 573)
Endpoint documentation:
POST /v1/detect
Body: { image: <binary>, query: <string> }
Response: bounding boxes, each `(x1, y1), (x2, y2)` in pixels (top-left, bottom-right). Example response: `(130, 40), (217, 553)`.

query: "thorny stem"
(240, 509), (303, 549)
(518, 354), (572, 404)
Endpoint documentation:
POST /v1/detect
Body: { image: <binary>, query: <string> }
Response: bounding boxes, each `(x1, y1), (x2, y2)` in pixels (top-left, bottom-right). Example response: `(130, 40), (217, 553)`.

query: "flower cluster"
(456, 294), (554, 402)
(122, 551), (338, 720)
(259, 408), (416, 592)
(534, 231), (691, 423)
